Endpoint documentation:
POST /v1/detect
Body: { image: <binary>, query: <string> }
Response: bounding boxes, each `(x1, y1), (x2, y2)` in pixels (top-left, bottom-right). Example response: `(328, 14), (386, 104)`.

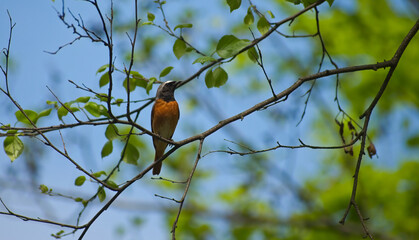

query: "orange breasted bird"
(151, 81), (180, 175)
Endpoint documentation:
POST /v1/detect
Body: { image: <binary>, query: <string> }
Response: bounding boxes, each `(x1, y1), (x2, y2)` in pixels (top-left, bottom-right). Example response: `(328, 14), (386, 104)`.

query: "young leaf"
(15, 110), (38, 125)
(205, 68), (214, 88)
(37, 109), (52, 120)
(213, 67), (228, 87)
(99, 72), (110, 88)
(4, 135), (24, 162)
(74, 176), (86, 186)
(93, 171), (107, 178)
(96, 64), (109, 74)
(39, 184), (49, 193)
(244, 7), (254, 25)
(192, 56), (216, 65)
(97, 187), (106, 202)
(146, 77), (156, 95)
(247, 47), (259, 62)
(227, 0), (241, 12)
(174, 23), (193, 31)
(106, 180), (118, 189)
(46, 100), (57, 106)
(122, 143), (139, 165)
(216, 35), (249, 58)
(101, 140), (113, 158)
(257, 16), (270, 35)
(159, 66), (174, 78)
(57, 106), (69, 121)
(105, 124), (119, 140)
(147, 12), (155, 21)
(123, 77), (136, 92)
(84, 102), (101, 117)
(173, 39), (187, 59)
(76, 96), (90, 103)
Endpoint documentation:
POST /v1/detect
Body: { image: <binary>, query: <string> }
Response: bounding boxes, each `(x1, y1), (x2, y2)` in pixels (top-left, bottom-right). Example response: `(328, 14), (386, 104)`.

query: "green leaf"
(159, 66), (174, 78)
(95, 93), (109, 102)
(327, 0), (334, 6)
(105, 124), (119, 140)
(39, 184), (49, 193)
(267, 10), (275, 18)
(147, 12), (155, 22)
(146, 77), (156, 95)
(101, 140), (113, 158)
(106, 180), (118, 189)
(173, 39), (187, 59)
(257, 16), (270, 35)
(216, 35), (249, 58)
(46, 100), (57, 106)
(244, 7), (254, 25)
(213, 67), (228, 87)
(174, 23), (193, 31)
(247, 47), (259, 62)
(75, 176), (86, 186)
(37, 108), (52, 120)
(122, 143), (139, 165)
(84, 102), (101, 117)
(57, 106), (69, 120)
(93, 171), (107, 178)
(4, 135), (24, 162)
(74, 197), (83, 202)
(115, 98), (124, 106)
(193, 56), (217, 65)
(131, 72), (148, 89)
(205, 68), (214, 88)
(76, 96), (90, 103)
(227, 0), (241, 12)
(96, 64), (109, 74)
(99, 71), (110, 88)
(97, 187), (106, 202)
(123, 77), (136, 92)
(15, 110), (38, 125)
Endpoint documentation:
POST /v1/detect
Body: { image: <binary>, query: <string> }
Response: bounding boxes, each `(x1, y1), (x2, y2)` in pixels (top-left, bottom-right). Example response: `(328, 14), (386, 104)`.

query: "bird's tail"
(153, 151), (163, 175)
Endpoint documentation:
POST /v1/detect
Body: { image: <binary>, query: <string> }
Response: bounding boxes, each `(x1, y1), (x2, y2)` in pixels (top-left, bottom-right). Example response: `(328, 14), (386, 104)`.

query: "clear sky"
(0, 1), (416, 240)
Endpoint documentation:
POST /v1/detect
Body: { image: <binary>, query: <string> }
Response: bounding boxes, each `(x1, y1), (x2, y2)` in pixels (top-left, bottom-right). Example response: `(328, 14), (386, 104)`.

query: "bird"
(150, 81), (180, 175)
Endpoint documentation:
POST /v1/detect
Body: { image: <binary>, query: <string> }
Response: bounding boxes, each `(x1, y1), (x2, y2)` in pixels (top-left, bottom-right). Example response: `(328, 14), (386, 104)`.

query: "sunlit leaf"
(193, 56), (217, 65)
(227, 0), (241, 12)
(75, 176), (86, 186)
(174, 23), (193, 31)
(244, 7), (254, 25)
(99, 71), (110, 88)
(101, 140), (113, 158)
(122, 143), (139, 165)
(97, 187), (106, 202)
(93, 171), (107, 178)
(173, 39), (187, 59)
(84, 102), (101, 117)
(247, 47), (259, 62)
(4, 135), (24, 162)
(257, 16), (270, 35)
(15, 110), (38, 125)
(159, 66), (174, 78)
(216, 35), (249, 58)
(76, 96), (90, 103)
(96, 64), (109, 74)
(213, 67), (228, 87)
(147, 12), (155, 22)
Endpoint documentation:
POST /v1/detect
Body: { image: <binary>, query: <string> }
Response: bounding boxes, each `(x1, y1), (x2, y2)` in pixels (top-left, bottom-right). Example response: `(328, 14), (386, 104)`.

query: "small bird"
(150, 81), (180, 175)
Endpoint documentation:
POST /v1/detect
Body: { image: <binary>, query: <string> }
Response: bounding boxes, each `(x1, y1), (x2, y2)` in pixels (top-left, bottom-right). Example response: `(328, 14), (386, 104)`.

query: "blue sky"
(1, 0), (417, 239)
